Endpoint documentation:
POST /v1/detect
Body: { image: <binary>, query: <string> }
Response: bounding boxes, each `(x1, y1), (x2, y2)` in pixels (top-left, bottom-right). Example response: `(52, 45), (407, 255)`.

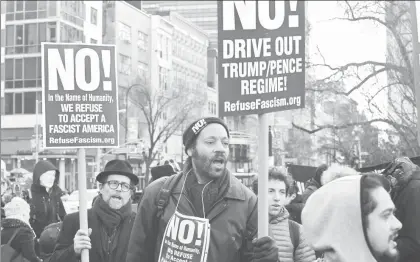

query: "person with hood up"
(320, 163), (360, 186)
(49, 159), (139, 262)
(126, 117), (279, 262)
(301, 164), (327, 204)
(1, 197), (41, 262)
(382, 157), (420, 262)
(30, 160), (66, 238)
(302, 174), (402, 262)
(252, 167), (316, 262)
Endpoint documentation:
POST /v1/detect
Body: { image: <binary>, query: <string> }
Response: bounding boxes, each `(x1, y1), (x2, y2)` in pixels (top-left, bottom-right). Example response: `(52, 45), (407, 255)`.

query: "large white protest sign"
(42, 43), (119, 148)
(158, 211), (211, 262)
(218, 1), (306, 116)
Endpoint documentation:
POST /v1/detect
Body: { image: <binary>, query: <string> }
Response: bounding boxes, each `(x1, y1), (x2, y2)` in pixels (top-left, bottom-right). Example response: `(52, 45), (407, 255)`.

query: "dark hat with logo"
(96, 159), (139, 185)
(182, 117), (230, 154)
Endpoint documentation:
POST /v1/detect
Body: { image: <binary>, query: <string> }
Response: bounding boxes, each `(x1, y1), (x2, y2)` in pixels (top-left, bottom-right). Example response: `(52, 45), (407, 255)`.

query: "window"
(91, 38), (98, 44)
(119, 54), (131, 75)
(137, 62), (148, 83)
(60, 23), (83, 43)
(159, 35), (169, 61)
(159, 67), (169, 90)
(137, 31), (148, 51)
(24, 23), (38, 53)
(60, 1), (85, 27)
(118, 22), (131, 43)
(5, 92), (40, 115)
(47, 22), (57, 42)
(5, 1), (48, 21)
(5, 58), (42, 89)
(5, 23), (48, 54)
(208, 101), (217, 115)
(90, 7), (97, 25)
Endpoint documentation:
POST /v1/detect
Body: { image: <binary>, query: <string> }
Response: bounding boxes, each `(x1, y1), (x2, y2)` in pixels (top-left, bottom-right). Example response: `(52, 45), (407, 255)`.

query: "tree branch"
(292, 118), (408, 134)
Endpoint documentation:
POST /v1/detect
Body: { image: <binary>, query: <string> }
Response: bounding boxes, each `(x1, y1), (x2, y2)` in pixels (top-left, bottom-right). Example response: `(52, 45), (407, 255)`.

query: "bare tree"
(130, 81), (206, 185)
(295, 0), (420, 158)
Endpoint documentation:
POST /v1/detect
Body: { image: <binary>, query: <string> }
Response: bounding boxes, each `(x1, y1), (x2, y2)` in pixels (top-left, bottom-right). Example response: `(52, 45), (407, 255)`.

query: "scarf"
(186, 169), (230, 218)
(93, 195), (132, 233)
(92, 195), (134, 262)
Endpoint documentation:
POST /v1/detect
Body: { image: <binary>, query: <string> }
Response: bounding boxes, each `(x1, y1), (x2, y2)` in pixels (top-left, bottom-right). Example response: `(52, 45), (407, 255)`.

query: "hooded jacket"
(302, 175), (378, 262)
(269, 207), (315, 262)
(30, 160), (66, 238)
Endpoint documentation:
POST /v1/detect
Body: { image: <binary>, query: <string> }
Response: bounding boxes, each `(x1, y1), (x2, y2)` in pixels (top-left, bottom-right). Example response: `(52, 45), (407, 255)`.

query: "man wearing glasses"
(49, 160), (139, 262)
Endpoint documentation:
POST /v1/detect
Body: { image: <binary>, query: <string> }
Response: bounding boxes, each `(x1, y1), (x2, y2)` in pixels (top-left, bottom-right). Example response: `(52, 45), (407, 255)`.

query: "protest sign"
(42, 43), (119, 148)
(218, 1), (306, 116)
(158, 211), (211, 262)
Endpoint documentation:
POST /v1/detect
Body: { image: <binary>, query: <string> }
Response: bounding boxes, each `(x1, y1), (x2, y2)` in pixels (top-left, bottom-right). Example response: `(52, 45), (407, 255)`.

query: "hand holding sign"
(252, 236), (279, 262)
(74, 228), (92, 256)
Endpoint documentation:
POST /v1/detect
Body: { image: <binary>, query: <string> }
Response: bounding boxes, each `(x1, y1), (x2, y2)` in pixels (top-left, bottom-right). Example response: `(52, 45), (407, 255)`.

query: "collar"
(172, 170), (246, 201)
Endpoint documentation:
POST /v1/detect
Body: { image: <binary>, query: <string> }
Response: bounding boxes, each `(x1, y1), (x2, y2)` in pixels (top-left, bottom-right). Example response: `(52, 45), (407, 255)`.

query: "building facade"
(1, 1), (103, 191)
(148, 11), (210, 163)
(1, 1), (6, 109)
(141, 1), (217, 49)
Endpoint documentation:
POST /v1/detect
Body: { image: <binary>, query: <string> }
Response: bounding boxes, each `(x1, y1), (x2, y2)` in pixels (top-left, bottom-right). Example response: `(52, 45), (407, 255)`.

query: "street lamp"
(34, 99), (42, 163)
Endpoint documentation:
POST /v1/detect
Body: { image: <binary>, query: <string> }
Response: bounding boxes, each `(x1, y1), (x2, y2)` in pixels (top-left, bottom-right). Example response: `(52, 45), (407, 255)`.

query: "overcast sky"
(307, 1), (388, 125)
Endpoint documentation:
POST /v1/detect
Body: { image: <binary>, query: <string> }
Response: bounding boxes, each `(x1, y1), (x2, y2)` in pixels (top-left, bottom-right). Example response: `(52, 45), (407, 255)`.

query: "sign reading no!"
(42, 43), (119, 149)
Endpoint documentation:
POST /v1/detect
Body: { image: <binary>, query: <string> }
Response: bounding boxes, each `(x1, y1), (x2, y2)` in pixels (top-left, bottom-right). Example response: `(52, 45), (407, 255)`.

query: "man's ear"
(288, 193), (296, 201)
(187, 148), (192, 157)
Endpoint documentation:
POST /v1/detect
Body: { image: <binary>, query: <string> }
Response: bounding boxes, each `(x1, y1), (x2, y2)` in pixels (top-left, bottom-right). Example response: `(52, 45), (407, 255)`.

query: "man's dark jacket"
(126, 170), (259, 262)
(48, 204), (136, 262)
(30, 160), (66, 238)
(392, 171), (420, 262)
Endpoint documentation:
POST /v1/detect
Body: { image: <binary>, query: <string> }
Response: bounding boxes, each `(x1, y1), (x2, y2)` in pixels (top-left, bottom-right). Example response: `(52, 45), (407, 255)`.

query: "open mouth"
(389, 234), (398, 247)
(212, 158), (225, 165)
(111, 195), (122, 201)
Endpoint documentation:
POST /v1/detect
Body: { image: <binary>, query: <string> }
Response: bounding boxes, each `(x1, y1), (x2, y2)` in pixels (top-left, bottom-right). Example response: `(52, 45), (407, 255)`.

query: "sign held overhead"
(218, 0), (306, 116)
(42, 43), (119, 149)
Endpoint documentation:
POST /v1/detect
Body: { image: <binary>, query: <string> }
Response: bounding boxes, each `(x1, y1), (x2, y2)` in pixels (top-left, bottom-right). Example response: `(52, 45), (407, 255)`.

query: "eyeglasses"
(105, 180), (132, 192)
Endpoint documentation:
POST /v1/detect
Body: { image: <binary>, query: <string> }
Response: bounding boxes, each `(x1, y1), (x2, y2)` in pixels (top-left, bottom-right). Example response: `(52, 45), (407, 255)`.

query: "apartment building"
(1, 1), (103, 190)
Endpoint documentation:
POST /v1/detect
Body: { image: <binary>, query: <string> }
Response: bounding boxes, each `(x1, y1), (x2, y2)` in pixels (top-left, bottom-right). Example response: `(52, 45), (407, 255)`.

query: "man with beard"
(302, 174), (402, 262)
(382, 157), (420, 262)
(49, 160), (139, 262)
(127, 117), (279, 262)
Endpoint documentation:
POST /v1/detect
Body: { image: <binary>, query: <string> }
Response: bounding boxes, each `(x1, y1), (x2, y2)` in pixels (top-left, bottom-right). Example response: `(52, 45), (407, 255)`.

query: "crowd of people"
(1, 116), (420, 262)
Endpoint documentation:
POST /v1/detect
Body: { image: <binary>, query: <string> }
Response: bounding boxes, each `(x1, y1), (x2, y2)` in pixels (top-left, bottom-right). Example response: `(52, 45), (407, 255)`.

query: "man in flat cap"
(50, 160), (139, 262)
(127, 117), (279, 262)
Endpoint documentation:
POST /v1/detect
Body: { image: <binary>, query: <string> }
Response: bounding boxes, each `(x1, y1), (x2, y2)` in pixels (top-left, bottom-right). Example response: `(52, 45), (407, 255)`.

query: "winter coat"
(392, 171), (420, 262)
(126, 170), (259, 262)
(269, 208), (316, 262)
(30, 160), (66, 238)
(49, 202), (136, 262)
(301, 178), (320, 204)
(1, 218), (41, 262)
